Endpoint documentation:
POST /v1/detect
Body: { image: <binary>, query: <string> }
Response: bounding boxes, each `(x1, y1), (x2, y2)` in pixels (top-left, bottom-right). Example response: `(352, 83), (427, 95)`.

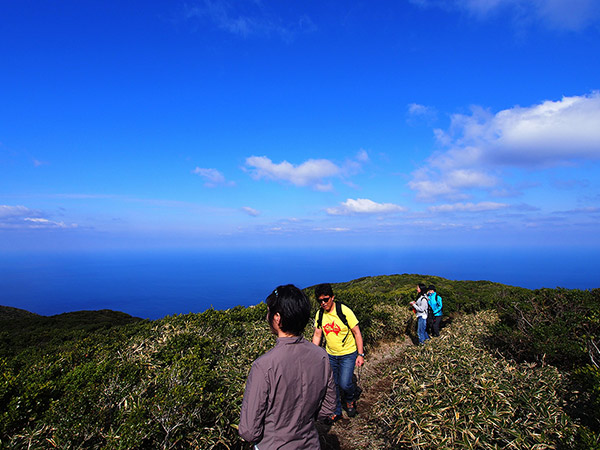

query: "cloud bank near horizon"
(326, 198), (407, 216)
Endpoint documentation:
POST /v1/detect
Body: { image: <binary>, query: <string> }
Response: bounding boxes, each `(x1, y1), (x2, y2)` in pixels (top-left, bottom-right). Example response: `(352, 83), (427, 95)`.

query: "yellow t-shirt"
(315, 303), (359, 356)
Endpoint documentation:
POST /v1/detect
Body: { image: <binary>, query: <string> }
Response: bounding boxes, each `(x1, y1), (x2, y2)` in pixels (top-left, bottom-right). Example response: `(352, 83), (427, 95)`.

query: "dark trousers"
(432, 316), (442, 337)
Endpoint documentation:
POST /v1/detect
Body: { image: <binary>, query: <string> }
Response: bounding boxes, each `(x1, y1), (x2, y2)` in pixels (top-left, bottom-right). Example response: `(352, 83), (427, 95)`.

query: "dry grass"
(372, 311), (579, 449)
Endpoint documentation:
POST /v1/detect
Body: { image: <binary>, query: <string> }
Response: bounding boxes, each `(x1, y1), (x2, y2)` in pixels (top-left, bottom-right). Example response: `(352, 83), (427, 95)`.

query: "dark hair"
(417, 283), (427, 294)
(428, 284), (436, 292)
(314, 283), (334, 299)
(266, 284), (311, 336)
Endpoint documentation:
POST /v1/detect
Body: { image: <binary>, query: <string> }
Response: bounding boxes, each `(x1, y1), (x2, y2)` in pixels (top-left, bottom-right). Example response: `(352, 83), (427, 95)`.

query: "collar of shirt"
(276, 335), (303, 345)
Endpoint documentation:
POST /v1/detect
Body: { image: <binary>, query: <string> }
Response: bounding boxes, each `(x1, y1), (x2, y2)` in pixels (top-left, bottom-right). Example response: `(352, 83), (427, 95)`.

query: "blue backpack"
(429, 293), (443, 316)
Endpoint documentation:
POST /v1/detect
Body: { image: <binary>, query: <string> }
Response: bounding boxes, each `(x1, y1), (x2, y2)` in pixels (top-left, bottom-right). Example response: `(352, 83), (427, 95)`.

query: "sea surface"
(0, 247), (597, 320)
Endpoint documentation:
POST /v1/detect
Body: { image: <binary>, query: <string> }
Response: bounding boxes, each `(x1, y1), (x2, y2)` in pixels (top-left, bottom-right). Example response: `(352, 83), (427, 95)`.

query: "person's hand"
(356, 355), (364, 367)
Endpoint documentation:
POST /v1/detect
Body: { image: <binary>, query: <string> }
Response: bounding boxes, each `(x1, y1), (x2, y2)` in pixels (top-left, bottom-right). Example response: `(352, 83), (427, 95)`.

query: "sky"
(2, 0), (600, 252)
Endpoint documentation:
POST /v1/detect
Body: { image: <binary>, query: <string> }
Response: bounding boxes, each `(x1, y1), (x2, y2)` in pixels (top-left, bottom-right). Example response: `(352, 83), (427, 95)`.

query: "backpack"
(317, 301), (351, 344)
(426, 300), (435, 334)
(429, 293), (443, 316)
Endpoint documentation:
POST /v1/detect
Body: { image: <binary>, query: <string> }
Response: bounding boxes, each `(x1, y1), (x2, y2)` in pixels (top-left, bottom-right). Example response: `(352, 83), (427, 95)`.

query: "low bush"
(374, 311), (584, 449)
(490, 287), (600, 435)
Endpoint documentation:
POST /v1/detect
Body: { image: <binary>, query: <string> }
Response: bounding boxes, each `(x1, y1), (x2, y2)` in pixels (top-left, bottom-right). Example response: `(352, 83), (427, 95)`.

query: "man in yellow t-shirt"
(312, 283), (364, 423)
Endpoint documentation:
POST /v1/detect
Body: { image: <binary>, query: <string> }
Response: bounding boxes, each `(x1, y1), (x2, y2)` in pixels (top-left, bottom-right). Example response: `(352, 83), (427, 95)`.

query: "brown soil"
(316, 335), (413, 450)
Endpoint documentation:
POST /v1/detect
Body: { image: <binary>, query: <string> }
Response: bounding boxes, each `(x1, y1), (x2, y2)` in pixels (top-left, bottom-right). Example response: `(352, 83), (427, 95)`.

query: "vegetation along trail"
(1, 276), (598, 449)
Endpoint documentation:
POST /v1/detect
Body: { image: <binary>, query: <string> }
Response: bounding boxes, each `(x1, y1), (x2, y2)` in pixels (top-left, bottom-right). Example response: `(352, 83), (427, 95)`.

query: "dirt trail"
(316, 335), (413, 450)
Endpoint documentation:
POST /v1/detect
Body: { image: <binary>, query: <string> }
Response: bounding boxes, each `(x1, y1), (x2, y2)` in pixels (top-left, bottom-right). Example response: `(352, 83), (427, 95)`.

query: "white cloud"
(410, 168), (499, 200)
(311, 226), (351, 232)
(0, 205), (76, 229)
(356, 149), (370, 163)
(23, 218), (75, 229)
(242, 206), (260, 217)
(245, 151), (370, 191)
(409, 103), (430, 115)
(0, 205), (34, 219)
(245, 156), (341, 190)
(410, 0), (600, 31)
(429, 201), (509, 213)
(340, 150), (371, 181)
(447, 169), (498, 187)
(530, 0), (600, 31)
(459, 0), (511, 16)
(435, 92), (600, 167)
(185, 0), (316, 41)
(407, 103), (438, 124)
(326, 198), (407, 216)
(193, 167), (235, 187)
(410, 92), (600, 200)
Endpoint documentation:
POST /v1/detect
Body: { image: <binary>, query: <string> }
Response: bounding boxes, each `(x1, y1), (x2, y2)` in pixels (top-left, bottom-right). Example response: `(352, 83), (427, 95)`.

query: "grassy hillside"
(0, 309), (144, 358)
(0, 275), (598, 449)
(0, 305), (40, 321)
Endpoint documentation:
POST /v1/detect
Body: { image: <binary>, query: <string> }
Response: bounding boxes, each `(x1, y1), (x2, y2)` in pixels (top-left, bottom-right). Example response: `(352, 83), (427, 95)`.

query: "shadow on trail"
(316, 422), (342, 450)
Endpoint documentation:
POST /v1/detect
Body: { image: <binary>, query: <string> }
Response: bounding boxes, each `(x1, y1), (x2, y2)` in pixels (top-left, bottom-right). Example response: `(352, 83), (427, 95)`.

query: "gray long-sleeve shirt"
(239, 336), (337, 449)
(413, 295), (429, 320)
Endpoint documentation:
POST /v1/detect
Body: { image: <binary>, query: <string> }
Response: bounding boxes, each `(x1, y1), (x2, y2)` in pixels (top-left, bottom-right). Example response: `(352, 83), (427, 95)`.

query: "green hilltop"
(0, 308), (143, 358)
(0, 305), (40, 321)
(0, 274), (598, 449)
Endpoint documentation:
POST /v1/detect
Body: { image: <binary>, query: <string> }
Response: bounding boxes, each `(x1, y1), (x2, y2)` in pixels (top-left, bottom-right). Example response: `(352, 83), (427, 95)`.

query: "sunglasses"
(319, 297), (331, 304)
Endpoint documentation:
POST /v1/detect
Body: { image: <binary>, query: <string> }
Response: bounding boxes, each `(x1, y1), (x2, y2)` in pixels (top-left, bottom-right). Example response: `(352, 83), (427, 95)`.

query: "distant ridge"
(0, 305), (141, 322)
(0, 307), (144, 358)
(0, 305), (41, 320)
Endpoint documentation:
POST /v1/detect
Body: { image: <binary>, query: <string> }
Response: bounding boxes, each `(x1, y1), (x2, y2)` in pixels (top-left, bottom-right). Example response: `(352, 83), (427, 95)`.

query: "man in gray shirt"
(239, 284), (337, 449)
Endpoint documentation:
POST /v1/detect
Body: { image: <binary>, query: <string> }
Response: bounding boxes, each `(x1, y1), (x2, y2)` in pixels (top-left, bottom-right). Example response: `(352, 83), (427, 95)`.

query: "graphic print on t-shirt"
(323, 320), (341, 336)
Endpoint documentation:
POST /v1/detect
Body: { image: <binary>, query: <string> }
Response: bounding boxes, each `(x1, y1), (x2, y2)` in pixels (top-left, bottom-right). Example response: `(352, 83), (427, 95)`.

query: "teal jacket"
(428, 292), (443, 316)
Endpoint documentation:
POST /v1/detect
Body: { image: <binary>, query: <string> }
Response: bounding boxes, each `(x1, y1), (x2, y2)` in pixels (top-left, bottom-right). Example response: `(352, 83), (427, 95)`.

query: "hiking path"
(316, 335), (413, 450)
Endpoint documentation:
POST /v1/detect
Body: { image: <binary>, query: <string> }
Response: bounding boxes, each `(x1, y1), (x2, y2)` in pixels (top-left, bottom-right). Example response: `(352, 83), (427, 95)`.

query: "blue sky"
(2, 0), (600, 251)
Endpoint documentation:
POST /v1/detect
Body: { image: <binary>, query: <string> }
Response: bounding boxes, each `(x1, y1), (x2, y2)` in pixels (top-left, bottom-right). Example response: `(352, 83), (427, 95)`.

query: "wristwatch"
(358, 353), (365, 357)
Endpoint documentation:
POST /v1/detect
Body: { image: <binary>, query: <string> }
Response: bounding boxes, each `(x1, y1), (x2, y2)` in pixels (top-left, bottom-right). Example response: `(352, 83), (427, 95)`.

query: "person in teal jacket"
(427, 285), (443, 337)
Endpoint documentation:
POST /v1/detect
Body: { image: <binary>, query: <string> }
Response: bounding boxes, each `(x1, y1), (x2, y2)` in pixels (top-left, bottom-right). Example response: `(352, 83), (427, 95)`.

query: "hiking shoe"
(346, 402), (357, 418)
(324, 414), (341, 425)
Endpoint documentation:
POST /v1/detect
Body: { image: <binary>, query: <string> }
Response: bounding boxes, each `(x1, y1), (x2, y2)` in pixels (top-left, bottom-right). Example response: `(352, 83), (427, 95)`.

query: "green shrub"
(489, 288), (600, 435)
(491, 288), (600, 368)
(374, 311), (582, 449)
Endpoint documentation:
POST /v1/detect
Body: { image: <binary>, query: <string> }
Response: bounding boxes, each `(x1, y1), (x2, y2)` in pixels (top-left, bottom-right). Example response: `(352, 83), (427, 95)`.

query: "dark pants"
(432, 315), (442, 337)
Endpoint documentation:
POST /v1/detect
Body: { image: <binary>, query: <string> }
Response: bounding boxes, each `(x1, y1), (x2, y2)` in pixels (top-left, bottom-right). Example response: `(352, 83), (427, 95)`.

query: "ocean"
(0, 247), (597, 320)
